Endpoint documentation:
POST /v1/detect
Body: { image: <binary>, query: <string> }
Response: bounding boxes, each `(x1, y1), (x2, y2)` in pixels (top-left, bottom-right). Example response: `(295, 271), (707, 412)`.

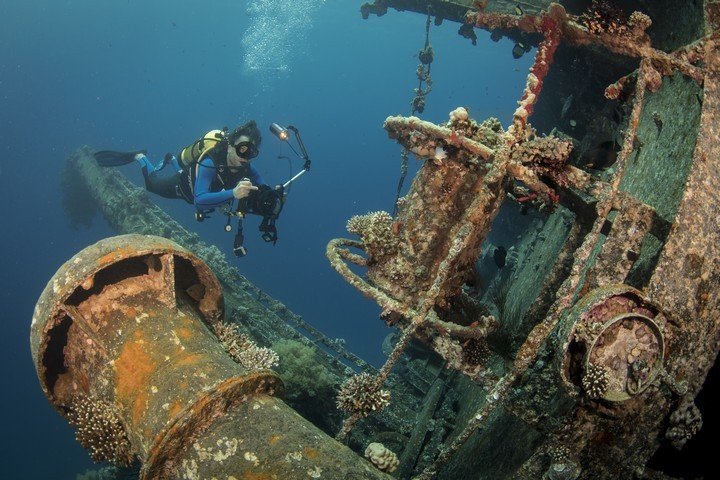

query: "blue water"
(0, 1), (530, 477)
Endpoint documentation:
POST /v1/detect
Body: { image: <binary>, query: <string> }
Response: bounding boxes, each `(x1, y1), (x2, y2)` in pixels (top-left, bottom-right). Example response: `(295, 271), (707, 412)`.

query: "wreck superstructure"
(39, 1), (719, 479)
(328, 0), (720, 479)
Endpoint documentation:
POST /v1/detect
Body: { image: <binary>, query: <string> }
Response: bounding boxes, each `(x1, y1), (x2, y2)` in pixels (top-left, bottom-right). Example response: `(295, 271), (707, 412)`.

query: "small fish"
(583, 140), (618, 170)
(493, 246), (508, 269)
(652, 111), (663, 133)
(515, 5), (524, 15)
(512, 43), (526, 59)
(560, 94), (574, 120)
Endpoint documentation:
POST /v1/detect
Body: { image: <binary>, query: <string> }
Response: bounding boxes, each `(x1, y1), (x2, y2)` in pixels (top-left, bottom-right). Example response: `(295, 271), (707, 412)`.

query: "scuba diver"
(95, 120), (311, 257)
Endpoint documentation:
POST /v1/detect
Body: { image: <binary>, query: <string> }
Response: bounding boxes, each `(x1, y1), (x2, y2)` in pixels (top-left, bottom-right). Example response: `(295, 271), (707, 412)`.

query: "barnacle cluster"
(582, 363), (609, 399)
(68, 396), (133, 466)
(364, 442), (400, 473)
(213, 321), (280, 371)
(336, 372), (391, 417)
(346, 211), (399, 260)
(666, 401), (703, 450)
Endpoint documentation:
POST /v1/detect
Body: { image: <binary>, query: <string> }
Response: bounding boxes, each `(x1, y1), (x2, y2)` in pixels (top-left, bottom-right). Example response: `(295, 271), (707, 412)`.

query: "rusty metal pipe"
(31, 234), (390, 479)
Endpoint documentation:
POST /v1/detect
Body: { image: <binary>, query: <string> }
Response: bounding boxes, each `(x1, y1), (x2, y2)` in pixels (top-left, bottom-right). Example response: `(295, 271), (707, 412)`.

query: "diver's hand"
(233, 179), (258, 199)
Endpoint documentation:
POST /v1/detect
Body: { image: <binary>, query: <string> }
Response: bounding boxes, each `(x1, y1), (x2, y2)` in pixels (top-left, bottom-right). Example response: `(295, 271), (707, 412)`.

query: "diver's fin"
(93, 150), (147, 167)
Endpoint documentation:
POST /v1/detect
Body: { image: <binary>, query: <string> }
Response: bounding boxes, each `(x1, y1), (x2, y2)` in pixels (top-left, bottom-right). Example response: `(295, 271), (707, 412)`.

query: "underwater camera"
(236, 183), (284, 219)
(229, 122), (312, 257)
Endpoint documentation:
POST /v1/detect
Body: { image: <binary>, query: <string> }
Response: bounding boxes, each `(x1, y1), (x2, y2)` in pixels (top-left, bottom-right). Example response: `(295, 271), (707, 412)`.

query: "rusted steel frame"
(336, 146), (511, 440)
(419, 54), (654, 480)
(510, 14), (562, 134)
(378, 152), (510, 388)
(467, 3), (705, 84)
(506, 162), (560, 203)
(585, 195), (657, 289)
(416, 372), (515, 480)
(327, 239), (495, 344)
(426, 310), (497, 340)
(397, 377), (446, 478)
(515, 57), (650, 370)
(646, 49), (720, 383)
(384, 114), (495, 159)
(327, 238), (410, 316)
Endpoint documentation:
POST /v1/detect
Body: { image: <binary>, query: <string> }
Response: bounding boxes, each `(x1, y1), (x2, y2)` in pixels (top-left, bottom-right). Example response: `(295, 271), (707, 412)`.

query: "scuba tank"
(178, 129), (227, 168)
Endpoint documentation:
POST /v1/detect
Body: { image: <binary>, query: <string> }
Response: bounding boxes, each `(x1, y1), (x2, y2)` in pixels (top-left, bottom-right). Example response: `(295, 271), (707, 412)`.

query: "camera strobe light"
(270, 123), (289, 141)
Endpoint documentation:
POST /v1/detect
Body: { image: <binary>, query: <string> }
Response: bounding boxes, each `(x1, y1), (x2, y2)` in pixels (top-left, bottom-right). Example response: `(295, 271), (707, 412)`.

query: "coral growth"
(579, 2), (652, 45)
(336, 373), (391, 417)
(544, 460), (581, 480)
(432, 334), (493, 383)
(665, 400), (703, 450)
(213, 321), (279, 371)
(547, 445), (571, 463)
(628, 11), (652, 35)
(68, 396), (134, 466)
(582, 363), (609, 399)
(509, 136), (574, 187)
(346, 211), (399, 261)
(272, 339), (339, 432)
(364, 442), (400, 473)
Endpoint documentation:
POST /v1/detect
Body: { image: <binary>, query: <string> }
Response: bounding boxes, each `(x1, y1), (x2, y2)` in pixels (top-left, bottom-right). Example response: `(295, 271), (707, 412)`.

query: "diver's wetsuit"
(138, 154), (263, 208)
(193, 157), (263, 208)
(138, 154), (184, 200)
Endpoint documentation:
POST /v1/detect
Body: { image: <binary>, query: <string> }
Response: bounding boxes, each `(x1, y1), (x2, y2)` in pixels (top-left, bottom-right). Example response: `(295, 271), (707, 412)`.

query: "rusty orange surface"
(303, 447), (319, 460)
(240, 473), (273, 480)
(116, 330), (159, 425)
(268, 435), (282, 445)
(176, 353), (205, 367)
(169, 402), (184, 418)
(175, 327), (194, 340)
(96, 246), (137, 267)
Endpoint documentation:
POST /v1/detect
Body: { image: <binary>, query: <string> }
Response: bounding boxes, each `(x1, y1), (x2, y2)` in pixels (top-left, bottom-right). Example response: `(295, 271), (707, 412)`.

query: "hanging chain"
(393, 11), (434, 216)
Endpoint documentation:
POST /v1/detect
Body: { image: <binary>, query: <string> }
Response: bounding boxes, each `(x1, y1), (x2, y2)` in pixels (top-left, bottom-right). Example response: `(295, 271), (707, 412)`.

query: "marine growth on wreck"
(30, 1), (720, 479)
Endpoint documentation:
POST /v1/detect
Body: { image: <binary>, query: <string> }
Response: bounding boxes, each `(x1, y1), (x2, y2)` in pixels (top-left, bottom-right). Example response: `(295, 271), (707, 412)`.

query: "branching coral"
(336, 372), (391, 417)
(346, 211), (399, 260)
(364, 442), (399, 473)
(68, 396), (134, 466)
(582, 363), (609, 399)
(213, 321), (279, 371)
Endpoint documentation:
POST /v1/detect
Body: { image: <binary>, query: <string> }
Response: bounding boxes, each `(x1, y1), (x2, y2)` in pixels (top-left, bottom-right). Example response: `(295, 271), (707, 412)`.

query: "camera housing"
(237, 184), (284, 219)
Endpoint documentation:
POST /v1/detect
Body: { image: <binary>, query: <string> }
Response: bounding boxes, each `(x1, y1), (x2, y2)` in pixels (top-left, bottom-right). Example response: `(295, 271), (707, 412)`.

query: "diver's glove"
(233, 179), (259, 199)
(134, 152), (147, 162)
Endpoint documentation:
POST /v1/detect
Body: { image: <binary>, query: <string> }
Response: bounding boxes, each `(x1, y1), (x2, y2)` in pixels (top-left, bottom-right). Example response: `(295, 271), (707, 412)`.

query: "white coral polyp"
(364, 442), (399, 473)
(449, 106), (469, 122)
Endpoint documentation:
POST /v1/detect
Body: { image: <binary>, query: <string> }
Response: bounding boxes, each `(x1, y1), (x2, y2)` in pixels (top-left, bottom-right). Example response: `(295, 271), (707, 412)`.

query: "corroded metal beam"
(31, 235), (391, 480)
